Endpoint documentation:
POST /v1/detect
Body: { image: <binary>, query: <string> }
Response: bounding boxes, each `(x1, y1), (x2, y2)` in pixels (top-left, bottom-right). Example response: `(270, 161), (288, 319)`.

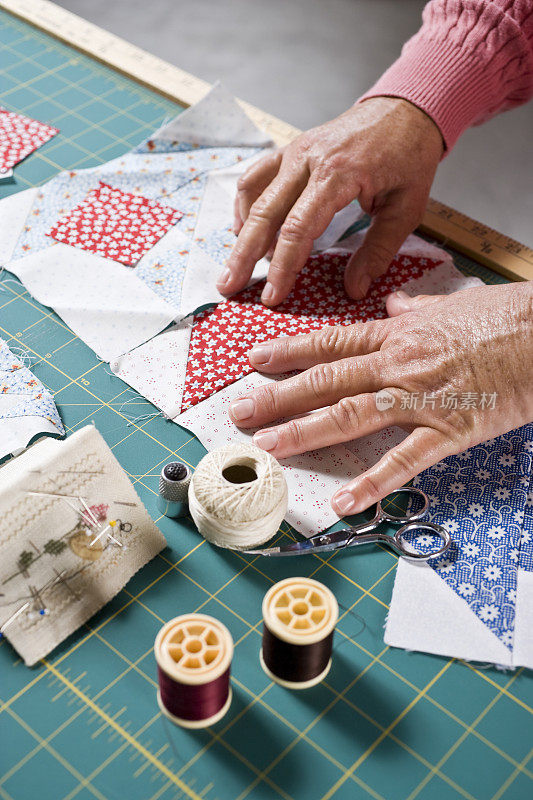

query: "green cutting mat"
(0, 9), (531, 800)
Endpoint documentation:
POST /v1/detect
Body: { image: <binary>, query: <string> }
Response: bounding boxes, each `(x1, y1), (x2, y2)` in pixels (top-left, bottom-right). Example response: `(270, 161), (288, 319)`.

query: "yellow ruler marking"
(42, 660), (203, 800)
(2, 0), (532, 281)
(420, 199), (533, 282)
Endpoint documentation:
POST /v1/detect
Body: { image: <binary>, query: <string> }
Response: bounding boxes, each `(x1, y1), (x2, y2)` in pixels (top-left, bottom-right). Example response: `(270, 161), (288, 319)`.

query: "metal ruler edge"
(2, 0), (532, 282)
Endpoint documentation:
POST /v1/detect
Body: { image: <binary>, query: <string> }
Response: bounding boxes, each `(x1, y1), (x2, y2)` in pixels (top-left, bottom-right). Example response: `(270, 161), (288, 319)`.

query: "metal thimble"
(157, 462), (191, 518)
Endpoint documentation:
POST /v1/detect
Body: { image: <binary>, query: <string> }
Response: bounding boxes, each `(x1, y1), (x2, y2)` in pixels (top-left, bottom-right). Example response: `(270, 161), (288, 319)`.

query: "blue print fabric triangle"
(0, 337), (64, 459)
(411, 424), (533, 649)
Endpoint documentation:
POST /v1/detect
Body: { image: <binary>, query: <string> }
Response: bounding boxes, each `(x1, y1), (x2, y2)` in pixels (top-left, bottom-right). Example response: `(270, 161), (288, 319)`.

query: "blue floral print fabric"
(0, 338), (64, 436)
(410, 424), (533, 648)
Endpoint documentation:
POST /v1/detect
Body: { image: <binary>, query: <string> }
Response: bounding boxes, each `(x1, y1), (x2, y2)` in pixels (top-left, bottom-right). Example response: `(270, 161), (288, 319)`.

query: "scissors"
(245, 487), (451, 561)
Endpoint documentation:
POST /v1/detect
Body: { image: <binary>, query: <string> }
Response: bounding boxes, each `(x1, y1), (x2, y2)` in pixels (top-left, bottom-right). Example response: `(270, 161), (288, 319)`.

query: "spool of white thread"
(188, 443), (288, 549)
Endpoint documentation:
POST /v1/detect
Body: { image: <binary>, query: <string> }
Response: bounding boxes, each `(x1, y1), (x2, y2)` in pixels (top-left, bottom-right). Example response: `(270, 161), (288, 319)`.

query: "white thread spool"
(188, 443), (288, 549)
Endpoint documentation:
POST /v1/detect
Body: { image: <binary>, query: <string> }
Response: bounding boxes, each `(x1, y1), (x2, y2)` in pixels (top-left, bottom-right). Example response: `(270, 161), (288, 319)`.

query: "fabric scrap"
(0, 338), (64, 460)
(8, 245), (179, 362)
(0, 108), (58, 171)
(47, 182), (183, 266)
(144, 82), (273, 149)
(180, 251), (443, 411)
(386, 423), (533, 666)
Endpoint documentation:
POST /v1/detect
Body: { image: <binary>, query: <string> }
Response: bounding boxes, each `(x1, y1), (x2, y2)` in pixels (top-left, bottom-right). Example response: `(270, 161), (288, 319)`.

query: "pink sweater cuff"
(358, 3), (533, 152)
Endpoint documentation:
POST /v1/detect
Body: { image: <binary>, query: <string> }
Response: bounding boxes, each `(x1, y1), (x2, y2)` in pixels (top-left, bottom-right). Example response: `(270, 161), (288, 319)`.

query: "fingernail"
(253, 429), (279, 451)
(357, 275), (371, 297)
(261, 282), (275, 304)
(230, 398), (254, 421)
(217, 269), (230, 287)
(332, 491), (357, 515)
(249, 344), (271, 365)
(394, 290), (408, 300)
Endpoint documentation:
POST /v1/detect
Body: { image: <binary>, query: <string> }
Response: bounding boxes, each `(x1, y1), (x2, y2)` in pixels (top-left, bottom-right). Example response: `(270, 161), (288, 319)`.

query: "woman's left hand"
(228, 282), (533, 516)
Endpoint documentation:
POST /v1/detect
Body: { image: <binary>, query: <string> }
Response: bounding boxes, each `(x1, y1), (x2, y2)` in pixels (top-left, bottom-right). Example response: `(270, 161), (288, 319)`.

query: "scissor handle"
(377, 487), (429, 524)
(393, 521), (451, 561)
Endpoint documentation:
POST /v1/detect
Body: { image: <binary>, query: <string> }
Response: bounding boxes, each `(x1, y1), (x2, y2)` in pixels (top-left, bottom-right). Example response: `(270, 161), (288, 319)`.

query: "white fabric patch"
(0, 416), (59, 460)
(150, 82), (273, 148)
(176, 372), (367, 537)
(384, 559), (514, 667)
(111, 318), (193, 419)
(0, 188), (37, 265)
(7, 244), (178, 361)
(513, 569), (533, 667)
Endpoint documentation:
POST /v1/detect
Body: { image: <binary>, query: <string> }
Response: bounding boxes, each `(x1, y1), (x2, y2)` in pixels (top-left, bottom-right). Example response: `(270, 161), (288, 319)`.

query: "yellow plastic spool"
(155, 613), (233, 728)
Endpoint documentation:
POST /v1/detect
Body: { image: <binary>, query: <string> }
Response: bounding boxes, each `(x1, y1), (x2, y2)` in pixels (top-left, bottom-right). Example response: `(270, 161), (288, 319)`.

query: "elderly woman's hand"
(228, 282), (533, 516)
(217, 97), (443, 306)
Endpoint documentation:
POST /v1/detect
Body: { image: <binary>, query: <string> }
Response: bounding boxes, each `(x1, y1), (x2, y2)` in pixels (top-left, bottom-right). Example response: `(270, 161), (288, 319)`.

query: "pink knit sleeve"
(359, 0), (533, 151)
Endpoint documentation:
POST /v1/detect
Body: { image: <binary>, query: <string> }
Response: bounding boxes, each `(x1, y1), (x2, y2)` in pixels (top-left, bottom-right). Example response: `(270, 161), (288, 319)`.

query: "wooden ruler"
(2, 0), (532, 282)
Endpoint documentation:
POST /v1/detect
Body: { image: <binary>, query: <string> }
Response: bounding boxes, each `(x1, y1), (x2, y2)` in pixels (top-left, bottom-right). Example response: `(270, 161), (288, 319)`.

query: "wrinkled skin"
(217, 97), (444, 305)
(228, 283), (533, 516)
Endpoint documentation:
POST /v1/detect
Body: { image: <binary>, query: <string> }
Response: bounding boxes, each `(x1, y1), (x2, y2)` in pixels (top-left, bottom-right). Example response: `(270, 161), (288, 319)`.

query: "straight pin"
(0, 603), (30, 636)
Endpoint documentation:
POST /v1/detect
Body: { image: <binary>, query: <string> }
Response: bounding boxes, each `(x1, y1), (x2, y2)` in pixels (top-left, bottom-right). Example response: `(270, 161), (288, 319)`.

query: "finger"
(229, 353), (384, 428)
(248, 321), (390, 373)
(343, 192), (424, 299)
(218, 159), (309, 297)
(261, 174), (353, 306)
(330, 426), (454, 516)
(233, 192), (243, 235)
(233, 150), (283, 235)
(250, 392), (400, 458)
(386, 290), (443, 317)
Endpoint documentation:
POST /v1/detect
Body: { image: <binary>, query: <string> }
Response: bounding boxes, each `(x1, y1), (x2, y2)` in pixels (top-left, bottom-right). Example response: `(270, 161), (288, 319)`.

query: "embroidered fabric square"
(0, 337), (64, 460)
(0, 425), (166, 666)
(47, 182), (183, 266)
(180, 251), (443, 411)
(0, 107), (58, 172)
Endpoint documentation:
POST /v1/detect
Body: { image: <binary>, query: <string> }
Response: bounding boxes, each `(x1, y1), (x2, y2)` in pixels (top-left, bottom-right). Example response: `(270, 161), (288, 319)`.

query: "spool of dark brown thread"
(260, 577), (338, 690)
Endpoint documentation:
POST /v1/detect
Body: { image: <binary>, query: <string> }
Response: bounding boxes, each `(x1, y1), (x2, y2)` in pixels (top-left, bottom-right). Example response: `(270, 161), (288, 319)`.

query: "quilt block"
(47, 182), (183, 266)
(180, 251), (443, 411)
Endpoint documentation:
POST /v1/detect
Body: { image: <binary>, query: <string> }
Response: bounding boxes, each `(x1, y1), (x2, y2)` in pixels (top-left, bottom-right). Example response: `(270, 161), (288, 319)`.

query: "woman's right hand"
(218, 96), (444, 306)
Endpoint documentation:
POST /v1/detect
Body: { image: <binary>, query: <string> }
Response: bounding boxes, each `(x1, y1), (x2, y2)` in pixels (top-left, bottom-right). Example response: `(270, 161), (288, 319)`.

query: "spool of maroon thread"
(155, 614), (233, 728)
(261, 577), (338, 690)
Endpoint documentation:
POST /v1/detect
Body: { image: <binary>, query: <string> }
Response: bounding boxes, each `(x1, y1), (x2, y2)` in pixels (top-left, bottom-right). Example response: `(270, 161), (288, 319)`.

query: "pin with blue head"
(158, 462), (191, 519)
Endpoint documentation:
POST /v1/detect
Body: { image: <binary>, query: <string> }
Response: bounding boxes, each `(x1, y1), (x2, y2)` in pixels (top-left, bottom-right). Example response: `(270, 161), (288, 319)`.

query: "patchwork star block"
(0, 107), (59, 172)
(180, 251), (442, 411)
(47, 182), (183, 266)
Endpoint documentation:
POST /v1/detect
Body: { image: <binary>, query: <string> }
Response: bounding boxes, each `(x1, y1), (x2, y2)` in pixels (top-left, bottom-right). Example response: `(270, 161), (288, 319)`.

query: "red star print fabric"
(47, 182), (183, 266)
(180, 251), (442, 411)
(0, 108), (58, 172)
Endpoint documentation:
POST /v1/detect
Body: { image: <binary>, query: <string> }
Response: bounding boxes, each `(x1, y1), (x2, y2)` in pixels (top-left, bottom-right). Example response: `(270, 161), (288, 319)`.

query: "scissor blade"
(244, 530), (351, 557)
(244, 540), (319, 556)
